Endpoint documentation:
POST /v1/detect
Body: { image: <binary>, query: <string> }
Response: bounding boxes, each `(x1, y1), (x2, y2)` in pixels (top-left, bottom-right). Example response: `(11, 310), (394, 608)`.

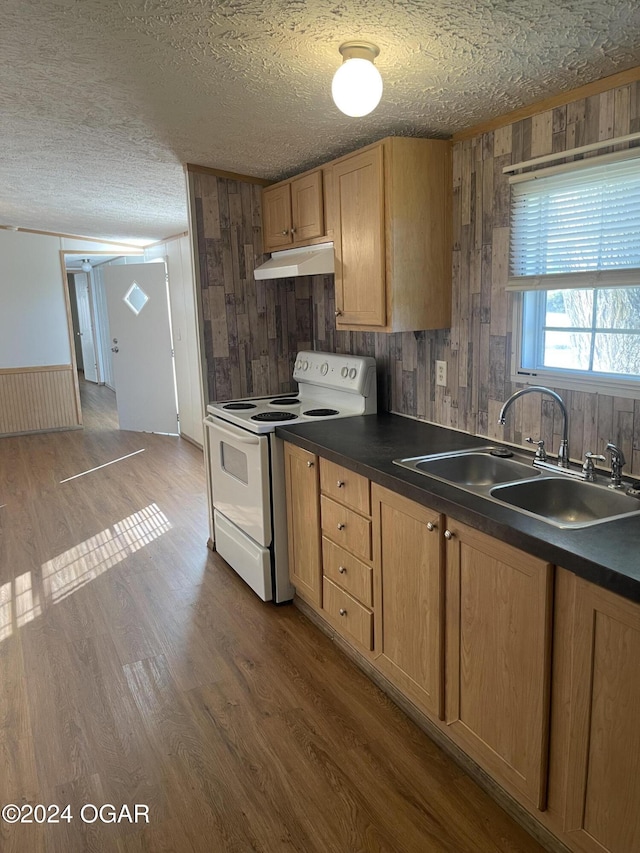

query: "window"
(521, 287), (640, 379)
(508, 152), (640, 391)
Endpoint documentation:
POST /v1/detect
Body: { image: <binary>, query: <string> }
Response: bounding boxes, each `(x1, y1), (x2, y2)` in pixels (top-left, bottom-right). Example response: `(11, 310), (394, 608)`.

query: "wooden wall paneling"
(191, 171), (315, 403)
(0, 366), (79, 436)
(191, 86), (640, 470)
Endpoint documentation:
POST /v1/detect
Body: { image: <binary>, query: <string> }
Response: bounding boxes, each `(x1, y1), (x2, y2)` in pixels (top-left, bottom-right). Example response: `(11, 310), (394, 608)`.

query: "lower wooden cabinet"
(371, 484), (444, 720)
(283, 442), (640, 853)
(443, 517), (553, 810)
(322, 577), (373, 650)
(283, 443), (322, 605)
(556, 574), (640, 853)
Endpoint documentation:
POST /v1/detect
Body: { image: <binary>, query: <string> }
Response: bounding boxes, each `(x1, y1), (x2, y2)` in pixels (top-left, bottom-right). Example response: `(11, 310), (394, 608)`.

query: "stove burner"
(303, 408), (339, 417)
(223, 402), (257, 410)
(251, 411), (298, 422)
(270, 397), (300, 405)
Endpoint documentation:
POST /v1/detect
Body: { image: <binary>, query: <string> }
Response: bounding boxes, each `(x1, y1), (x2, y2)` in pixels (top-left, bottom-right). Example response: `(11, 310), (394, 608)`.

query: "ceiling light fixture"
(331, 41), (383, 118)
(81, 258), (92, 272)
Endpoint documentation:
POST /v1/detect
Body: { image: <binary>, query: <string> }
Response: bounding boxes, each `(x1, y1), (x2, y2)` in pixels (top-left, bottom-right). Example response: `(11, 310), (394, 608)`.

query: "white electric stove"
(203, 351), (377, 602)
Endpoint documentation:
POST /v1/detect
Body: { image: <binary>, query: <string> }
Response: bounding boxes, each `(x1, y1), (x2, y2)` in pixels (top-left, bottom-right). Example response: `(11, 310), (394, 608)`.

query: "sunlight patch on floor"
(60, 448), (146, 483)
(0, 503), (172, 642)
(41, 503), (172, 603)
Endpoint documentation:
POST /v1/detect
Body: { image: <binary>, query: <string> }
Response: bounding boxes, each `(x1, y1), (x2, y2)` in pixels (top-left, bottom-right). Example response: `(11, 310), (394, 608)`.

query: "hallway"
(0, 390), (545, 852)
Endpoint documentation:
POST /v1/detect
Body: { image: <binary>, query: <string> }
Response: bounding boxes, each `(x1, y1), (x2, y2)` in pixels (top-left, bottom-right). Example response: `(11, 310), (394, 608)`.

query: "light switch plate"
(436, 360), (447, 387)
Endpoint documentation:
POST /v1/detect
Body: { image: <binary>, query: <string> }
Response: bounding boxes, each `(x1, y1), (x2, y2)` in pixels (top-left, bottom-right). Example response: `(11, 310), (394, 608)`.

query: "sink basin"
(395, 448), (539, 487)
(491, 477), (640, 528)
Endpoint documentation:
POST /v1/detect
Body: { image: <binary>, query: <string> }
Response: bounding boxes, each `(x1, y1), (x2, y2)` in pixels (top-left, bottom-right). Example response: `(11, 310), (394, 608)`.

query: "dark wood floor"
(0, 381), (546, 852)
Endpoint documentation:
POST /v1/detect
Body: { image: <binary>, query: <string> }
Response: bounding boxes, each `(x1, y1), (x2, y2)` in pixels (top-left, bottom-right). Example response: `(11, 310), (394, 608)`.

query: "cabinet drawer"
(321, 495), (371, 561)
(320, 458), (370, 514)
(322, 537), (372, 606)
(323, 578), (373, 651)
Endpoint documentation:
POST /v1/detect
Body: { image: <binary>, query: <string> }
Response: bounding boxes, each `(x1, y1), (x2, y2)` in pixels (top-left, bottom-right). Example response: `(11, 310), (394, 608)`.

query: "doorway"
(67, 271), (99, 384)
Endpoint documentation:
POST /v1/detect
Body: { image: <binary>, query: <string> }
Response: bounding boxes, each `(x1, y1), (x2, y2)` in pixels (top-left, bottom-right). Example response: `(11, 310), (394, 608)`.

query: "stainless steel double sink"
(394, 447), (640, 528)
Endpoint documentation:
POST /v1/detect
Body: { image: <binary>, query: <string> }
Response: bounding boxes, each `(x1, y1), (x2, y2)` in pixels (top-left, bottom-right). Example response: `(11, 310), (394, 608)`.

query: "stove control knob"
(321, 362), (328, 376)
(348, 368), (357, 379)
(341, 366), (348, 378)
(303, 360), (309, 371)
(295, 359), (302, 370)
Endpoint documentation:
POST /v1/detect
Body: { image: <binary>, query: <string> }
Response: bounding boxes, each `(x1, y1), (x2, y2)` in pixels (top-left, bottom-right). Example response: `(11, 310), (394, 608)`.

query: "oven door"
(204, 415), (272, 547)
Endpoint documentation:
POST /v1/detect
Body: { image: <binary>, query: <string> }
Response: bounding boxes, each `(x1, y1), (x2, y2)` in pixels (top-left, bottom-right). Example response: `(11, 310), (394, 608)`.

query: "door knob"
(111, 346), (119, 353)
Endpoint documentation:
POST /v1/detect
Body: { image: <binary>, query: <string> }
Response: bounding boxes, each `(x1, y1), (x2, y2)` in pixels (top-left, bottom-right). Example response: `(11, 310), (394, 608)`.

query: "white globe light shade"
(332, 56), (383, 117)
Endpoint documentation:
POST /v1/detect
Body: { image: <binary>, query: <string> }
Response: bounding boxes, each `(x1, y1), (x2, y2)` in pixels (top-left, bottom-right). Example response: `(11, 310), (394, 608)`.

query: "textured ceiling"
(2, 0), (640, 243)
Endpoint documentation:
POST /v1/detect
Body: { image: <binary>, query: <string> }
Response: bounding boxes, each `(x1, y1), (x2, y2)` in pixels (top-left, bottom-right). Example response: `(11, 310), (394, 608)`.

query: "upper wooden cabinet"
(330, 137), (452, 332)
(262, 169), (325, 253)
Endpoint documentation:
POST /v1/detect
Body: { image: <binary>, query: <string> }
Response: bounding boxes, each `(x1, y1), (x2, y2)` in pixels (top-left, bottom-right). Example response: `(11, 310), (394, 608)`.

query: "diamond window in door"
(123, 281), (149, 315)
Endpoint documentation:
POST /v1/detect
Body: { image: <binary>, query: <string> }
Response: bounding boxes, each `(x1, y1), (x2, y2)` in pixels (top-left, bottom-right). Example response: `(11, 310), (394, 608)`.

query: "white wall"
(0, 231), (71, 367)
(145, 236), (204, 446)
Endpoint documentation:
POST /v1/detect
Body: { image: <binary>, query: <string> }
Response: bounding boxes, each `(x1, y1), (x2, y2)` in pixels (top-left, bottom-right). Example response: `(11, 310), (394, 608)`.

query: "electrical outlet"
(435, 360), (447, 387)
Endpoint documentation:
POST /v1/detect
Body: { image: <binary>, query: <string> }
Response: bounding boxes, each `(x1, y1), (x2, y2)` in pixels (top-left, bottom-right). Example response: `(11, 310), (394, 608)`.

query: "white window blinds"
(507, 152), (640, 291)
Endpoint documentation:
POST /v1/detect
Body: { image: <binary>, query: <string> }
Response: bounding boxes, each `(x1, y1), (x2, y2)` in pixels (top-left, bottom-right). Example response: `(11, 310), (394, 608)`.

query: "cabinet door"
(262, 184), (292, 252)
(284, 443), (321, 605)
(444, 518), (553, 810)
(290, 170), (324, 243)
(332, 145), (386, 328)
(372, 485), (443, 719)
(562, 578), (640, 853)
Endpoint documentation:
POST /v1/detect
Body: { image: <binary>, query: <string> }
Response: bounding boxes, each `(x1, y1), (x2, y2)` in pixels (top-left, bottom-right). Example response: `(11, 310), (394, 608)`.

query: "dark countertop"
(277, 412), (640, 604)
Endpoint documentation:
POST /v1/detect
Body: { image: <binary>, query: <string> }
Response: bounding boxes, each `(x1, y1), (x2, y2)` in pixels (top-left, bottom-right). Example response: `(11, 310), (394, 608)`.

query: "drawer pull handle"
(337, 480), (344, 488)
(307, 460), (314, 468)
(337, 523), (345, 531)
(444, 529), (453, 540)
(339, 608), (347, 616)
(338, 565), (347, 574)
(426, 521), (436, 532)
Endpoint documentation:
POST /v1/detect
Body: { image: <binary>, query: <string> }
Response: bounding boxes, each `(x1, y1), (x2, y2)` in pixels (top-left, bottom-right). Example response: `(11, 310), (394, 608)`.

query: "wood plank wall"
(312, 80), (640, 475)
(0, 365), (80, 435)
(192, 79), (640, 475)
(190, 171), (313, 402)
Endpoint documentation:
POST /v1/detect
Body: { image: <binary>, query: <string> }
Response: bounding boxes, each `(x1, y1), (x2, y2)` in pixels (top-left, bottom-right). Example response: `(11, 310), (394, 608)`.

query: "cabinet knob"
(426, 521), (436, 532)
(337, 523), (345, 531)
(335, 309), (342, 317)
(338, 565), (347, 574)
(337, 480), (344, 488)
(444, 529), (453, 540)
(307, 460), (314, 468)
(339, 608), (347, 616)
(280, 229), (288, 235)
(291, 227), (296, 234)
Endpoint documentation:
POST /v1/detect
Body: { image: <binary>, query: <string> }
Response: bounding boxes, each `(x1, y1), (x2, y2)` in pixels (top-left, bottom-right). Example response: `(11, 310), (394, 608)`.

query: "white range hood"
(254, 242), (334, 280)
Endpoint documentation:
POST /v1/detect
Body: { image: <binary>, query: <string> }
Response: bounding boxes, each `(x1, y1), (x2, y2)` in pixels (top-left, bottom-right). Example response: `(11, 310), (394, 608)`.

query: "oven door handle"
(204, 416), (262, 446)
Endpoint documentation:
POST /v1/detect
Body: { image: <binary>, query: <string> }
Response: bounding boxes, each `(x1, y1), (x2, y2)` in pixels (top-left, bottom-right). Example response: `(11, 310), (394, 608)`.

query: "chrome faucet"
(605, 442), (626, 489)
(498, 386), (570, 468)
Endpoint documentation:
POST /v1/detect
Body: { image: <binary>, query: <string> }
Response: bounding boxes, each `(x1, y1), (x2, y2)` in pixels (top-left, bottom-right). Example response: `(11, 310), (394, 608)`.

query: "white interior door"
(74, 273), (98, 383)
(104, 262), (178, 434)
